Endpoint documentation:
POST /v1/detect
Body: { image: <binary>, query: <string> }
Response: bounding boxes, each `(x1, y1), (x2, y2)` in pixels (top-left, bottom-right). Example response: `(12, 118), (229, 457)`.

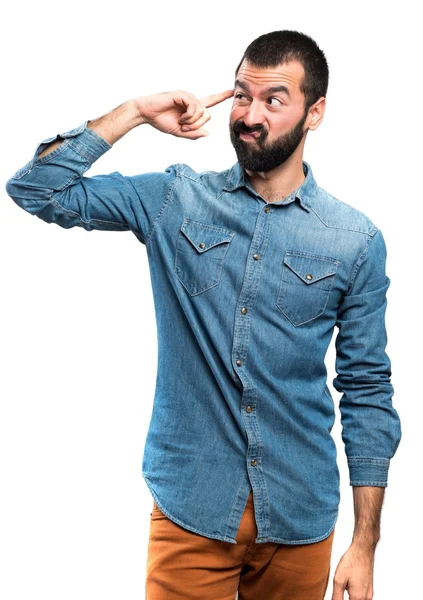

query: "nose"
(241, 100), (266, 129)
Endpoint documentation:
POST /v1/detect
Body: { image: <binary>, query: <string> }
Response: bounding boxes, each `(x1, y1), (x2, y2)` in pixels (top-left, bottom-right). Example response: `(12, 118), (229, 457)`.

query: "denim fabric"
(5, 121), (402, 545)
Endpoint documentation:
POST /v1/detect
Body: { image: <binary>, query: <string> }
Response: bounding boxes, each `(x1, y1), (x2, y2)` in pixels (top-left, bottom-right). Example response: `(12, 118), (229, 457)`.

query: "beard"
(229, 110), (308, 173)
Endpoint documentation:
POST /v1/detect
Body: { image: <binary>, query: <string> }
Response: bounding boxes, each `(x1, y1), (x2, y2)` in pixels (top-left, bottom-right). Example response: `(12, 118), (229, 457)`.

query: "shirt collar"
(222, 160), (317, 212)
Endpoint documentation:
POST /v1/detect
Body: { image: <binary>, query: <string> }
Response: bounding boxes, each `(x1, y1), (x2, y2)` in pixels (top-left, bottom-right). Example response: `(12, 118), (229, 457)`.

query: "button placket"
(230, 203), (274, 539)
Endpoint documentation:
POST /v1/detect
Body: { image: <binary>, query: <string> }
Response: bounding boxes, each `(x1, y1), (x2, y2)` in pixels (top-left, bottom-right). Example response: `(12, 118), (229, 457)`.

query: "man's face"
(229, 59), (310, 173)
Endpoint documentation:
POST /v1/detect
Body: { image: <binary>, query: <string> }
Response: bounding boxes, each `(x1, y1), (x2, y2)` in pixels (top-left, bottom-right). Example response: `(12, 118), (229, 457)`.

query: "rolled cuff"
(32, 120), (112, 165)
(348, 457), (390, 487)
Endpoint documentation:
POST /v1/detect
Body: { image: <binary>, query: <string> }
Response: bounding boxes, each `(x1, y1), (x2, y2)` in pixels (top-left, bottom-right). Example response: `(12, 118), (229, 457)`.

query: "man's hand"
(331, 543), (375, 600)
(331, 485), (383, 599)
(134, 89), (235, 139)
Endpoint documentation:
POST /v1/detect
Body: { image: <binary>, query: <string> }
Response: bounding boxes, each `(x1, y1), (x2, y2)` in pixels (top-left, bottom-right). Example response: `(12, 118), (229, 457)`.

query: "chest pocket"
(174, 218), (235, 296)
(276, 251), (339, 326)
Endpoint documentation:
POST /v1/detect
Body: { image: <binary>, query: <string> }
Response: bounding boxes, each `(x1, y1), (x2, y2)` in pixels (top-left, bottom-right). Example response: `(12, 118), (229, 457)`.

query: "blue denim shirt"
(5, 121), (402, 545)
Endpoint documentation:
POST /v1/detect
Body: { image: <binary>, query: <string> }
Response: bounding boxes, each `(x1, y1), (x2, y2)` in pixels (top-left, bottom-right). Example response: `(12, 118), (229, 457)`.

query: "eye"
(267, 97), (283, 106)
(235, 93), (246, 100)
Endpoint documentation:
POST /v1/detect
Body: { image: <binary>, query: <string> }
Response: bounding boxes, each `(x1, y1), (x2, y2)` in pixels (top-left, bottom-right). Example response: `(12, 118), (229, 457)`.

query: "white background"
(0, 1), (420, 598)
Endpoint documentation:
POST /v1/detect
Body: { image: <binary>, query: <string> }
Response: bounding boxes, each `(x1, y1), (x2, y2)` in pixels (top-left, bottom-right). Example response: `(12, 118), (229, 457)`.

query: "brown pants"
(146, 491), (335, 600)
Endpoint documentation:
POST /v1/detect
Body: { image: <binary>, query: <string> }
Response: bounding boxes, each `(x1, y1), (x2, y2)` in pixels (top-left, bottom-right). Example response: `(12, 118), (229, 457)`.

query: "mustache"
(232, 121), (265, 136)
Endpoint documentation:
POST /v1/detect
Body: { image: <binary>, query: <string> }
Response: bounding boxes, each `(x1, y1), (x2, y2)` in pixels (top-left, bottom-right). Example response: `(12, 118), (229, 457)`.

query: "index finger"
(199, 89), (235, 108)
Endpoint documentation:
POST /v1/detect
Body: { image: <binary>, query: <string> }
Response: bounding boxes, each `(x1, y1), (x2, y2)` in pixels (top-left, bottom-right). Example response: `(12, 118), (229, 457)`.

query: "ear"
(306, 97), (326, 131)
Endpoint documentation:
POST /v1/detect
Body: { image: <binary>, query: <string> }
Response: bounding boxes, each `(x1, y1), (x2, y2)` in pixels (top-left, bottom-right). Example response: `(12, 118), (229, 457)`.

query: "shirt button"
(251, 459), (258, 467)
(246, 405), (253, 413)
(199, 242), (206, 248)
(236, 359), (243, 366)
(241, 307), (247, 314)
(264, 206), (270, 213)
(306, 273), (313, 280)
(253, 253), (260, 260)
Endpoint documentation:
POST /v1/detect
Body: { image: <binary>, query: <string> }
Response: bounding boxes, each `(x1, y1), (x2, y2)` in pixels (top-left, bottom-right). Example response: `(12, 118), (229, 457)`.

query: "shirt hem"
(144, 474), (339, 546)
(254, 514), (338, 545)
(144, 475), (238, 545)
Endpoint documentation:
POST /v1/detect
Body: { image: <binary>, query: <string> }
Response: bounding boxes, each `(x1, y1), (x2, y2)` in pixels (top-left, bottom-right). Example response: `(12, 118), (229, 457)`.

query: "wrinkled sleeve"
(4, 120), (181, 245)
(332, 227), (402, 487)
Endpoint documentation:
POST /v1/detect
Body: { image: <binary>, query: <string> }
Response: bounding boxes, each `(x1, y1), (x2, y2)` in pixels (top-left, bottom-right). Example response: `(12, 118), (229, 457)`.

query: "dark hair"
(234, 30), (329, 114)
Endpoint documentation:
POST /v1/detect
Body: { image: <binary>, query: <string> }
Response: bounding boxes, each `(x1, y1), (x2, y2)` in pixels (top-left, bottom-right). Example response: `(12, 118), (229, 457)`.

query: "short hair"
(234, 30), (329, 113)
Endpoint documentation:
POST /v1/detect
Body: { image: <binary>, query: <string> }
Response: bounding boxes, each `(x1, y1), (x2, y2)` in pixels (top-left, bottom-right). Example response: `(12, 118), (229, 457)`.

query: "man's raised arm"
(4, 88), (234, 242)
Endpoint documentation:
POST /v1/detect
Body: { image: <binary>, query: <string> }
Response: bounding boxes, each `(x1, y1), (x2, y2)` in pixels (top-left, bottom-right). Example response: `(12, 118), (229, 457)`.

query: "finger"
(178, 127), (209, 140)
(178, 101), (201, 123)
(181, 108), (211, 132)
(179, 102), (205, 125)
(331, 579), (345, 600)
(199, 88), (235, 108)
(176, 92), (205, 124)
(173, 90), (201, 122)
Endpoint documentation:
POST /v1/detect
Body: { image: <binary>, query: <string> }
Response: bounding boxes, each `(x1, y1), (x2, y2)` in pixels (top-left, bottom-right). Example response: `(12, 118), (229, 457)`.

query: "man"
(5, 30), (401, 600)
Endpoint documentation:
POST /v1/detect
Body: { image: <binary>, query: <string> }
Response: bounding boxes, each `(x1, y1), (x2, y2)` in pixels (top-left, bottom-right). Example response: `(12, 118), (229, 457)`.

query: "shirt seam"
(50, 196), (128, 228)
(135, 165), (183, 246)
(345, 226), (380, 295)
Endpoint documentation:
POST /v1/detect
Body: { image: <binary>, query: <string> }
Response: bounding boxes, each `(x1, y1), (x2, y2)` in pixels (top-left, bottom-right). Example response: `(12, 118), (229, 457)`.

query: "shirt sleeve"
(4, 120), (181, 245)
(332, 227), (402, 487)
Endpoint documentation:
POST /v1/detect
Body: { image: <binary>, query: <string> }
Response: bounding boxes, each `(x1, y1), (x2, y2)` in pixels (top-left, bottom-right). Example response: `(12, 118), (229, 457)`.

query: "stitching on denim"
(284, 250), (340, 265)
(144, 475), (237, 544)
(215, 189), (225, 203)
(182, 217), (235, 236)
(131, 165), (183, 247)
(262, 513), (338, 545)
(350, 481), (388, 486)
(258, 466), (271, 534)
(313, 187), (379, 231)
(50, 198), (128, 227)
(345, 227), (380, 295)
(348, 457), (390, 465)
(81, 126), (112, 152)
(70, 134), (111, 161)
(276, 259), (336, 327)
(33, 138), (71, 166)
(55, 170), (86, 193)
(305, 204), (377, 235)
(181, 171), (207, 187)
(174, 231), (233, 296)
(224, 478), (246, 541)
(327, 192), (379, 226)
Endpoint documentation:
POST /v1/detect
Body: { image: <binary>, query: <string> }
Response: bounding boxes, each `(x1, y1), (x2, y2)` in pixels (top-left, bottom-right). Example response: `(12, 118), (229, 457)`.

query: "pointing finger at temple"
(199, 89), (235, 108)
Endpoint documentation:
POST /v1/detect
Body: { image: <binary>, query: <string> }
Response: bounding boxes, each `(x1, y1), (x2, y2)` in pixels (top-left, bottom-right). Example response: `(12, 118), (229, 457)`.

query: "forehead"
(235, 59), (305, 96)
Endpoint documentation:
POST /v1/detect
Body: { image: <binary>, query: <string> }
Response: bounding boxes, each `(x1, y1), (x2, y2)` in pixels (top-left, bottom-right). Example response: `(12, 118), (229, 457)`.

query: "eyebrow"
(234, 79), (291, 99)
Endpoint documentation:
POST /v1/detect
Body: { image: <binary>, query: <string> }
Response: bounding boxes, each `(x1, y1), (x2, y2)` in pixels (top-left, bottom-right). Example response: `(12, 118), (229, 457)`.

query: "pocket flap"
(180, 218), (235, 253)
(283, 252), (339, 284)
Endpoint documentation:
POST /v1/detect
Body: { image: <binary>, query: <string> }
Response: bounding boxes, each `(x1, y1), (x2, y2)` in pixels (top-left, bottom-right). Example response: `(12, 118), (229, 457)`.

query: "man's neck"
(244, 157), (305, 203)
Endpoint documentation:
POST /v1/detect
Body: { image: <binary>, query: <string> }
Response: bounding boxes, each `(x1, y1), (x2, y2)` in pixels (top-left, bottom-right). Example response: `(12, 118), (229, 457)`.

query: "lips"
(239, 131), (260, 140)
